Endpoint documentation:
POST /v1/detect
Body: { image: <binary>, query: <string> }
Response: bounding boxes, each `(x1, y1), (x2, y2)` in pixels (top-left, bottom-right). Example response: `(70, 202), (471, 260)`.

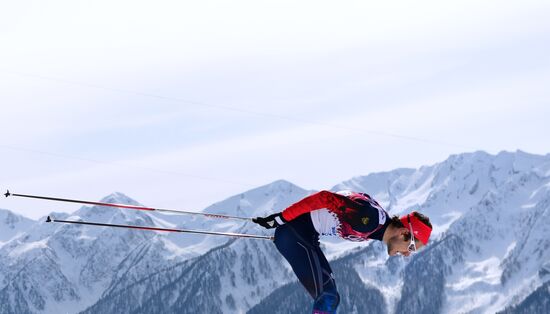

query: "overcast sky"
(1, 0), (549, 219)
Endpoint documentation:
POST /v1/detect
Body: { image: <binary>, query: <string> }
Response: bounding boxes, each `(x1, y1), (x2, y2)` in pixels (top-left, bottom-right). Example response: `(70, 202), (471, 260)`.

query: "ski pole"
(5, 190), (252, 221)
(46, 216), (274, 241)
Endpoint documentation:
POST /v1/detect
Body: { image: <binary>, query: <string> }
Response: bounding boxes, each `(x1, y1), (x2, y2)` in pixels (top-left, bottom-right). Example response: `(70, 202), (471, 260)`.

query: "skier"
(253, 190), (432, 314)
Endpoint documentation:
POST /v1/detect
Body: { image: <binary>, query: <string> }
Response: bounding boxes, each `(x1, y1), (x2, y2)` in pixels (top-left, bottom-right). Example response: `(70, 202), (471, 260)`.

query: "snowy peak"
(260, 179), (304, 193)
(332, 168), (415, 196)
(153, 179), (311, 256)
(70, 192), (152, 225)
(0, 208), (35, 243)
(495, 149), (549, 170)
(64, 192), (156, 247)
(204, 179), (310, 218)
(99, 192), (142, 206)
(0, 208), (34, 229)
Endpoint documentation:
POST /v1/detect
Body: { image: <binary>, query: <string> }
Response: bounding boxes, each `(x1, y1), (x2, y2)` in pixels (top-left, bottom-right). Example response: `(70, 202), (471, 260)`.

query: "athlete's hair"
(389, 215), (405, 228)
(390, 212), (432, 241)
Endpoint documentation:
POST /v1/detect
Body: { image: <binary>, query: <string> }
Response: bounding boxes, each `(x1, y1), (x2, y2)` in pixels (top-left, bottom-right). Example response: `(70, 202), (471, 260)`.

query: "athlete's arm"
(281, 190), (351, 221)
(252, 191), (352, 229)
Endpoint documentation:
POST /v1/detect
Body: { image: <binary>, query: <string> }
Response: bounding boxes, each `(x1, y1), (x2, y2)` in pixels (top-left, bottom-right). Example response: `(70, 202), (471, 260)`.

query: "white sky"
(1, 0), (549, 219)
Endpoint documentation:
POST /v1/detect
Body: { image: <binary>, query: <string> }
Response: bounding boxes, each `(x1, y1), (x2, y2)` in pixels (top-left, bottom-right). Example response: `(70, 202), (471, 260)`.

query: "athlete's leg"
(274, 214), (340, 313)
(311, 245), (339, 313)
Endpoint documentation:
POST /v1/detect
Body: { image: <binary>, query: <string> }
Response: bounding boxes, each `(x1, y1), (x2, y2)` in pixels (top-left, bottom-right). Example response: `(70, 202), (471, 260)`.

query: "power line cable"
(0, 144), (256, 187)
(0, 69), (477, 188)
(0, 69), (476, 150)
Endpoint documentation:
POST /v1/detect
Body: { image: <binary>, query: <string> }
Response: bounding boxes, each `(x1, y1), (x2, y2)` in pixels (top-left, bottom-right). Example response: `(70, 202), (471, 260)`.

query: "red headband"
(399, 212), (432, 245)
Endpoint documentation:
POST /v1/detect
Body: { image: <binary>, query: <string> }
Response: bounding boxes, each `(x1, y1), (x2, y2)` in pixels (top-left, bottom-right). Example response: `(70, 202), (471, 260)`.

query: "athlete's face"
(386, 228), (425, 257)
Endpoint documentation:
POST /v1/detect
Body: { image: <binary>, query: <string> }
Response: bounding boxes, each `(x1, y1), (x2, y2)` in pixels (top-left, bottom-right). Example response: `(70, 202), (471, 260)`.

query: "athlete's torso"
(309, 191), (388, 242)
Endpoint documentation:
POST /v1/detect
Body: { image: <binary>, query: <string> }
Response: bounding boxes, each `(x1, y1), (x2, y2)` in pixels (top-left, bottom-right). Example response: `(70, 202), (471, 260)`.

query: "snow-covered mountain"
(0, 208), (34, 244)
(243, 150), (550, 314)
(1, 150), (549, 313)
(0, 180), (310, 314)
(84, 180), (309, 314)
(0, 192), (160, 314)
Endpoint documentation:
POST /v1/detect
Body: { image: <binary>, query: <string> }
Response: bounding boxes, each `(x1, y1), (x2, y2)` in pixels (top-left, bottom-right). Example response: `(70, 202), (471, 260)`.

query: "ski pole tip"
(4, 190), (10, 197)
(46, 216), (52, 223)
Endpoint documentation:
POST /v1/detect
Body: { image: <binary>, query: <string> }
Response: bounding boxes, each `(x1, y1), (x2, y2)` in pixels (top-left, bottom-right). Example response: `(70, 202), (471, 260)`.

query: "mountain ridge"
(1, 150), (549, 313)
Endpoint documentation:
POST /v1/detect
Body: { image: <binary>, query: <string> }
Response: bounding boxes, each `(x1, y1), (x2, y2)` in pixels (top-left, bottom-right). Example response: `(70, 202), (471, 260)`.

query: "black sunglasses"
(407, 214), (417, 253)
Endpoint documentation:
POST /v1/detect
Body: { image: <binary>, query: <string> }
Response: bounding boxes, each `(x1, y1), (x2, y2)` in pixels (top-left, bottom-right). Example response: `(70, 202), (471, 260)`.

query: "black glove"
(252, 212), (287, 229)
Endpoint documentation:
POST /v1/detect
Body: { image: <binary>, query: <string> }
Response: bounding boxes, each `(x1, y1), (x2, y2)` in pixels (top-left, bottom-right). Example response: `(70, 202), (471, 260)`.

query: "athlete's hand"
(252, 213), (286, 229)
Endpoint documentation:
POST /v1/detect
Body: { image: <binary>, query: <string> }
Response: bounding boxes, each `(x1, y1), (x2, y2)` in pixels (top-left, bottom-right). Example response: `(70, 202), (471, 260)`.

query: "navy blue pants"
(274, 214), (340, 314)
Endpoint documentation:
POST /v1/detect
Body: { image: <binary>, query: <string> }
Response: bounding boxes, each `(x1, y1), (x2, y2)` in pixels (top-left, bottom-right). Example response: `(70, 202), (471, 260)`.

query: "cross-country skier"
(253, 190), (432, 314)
